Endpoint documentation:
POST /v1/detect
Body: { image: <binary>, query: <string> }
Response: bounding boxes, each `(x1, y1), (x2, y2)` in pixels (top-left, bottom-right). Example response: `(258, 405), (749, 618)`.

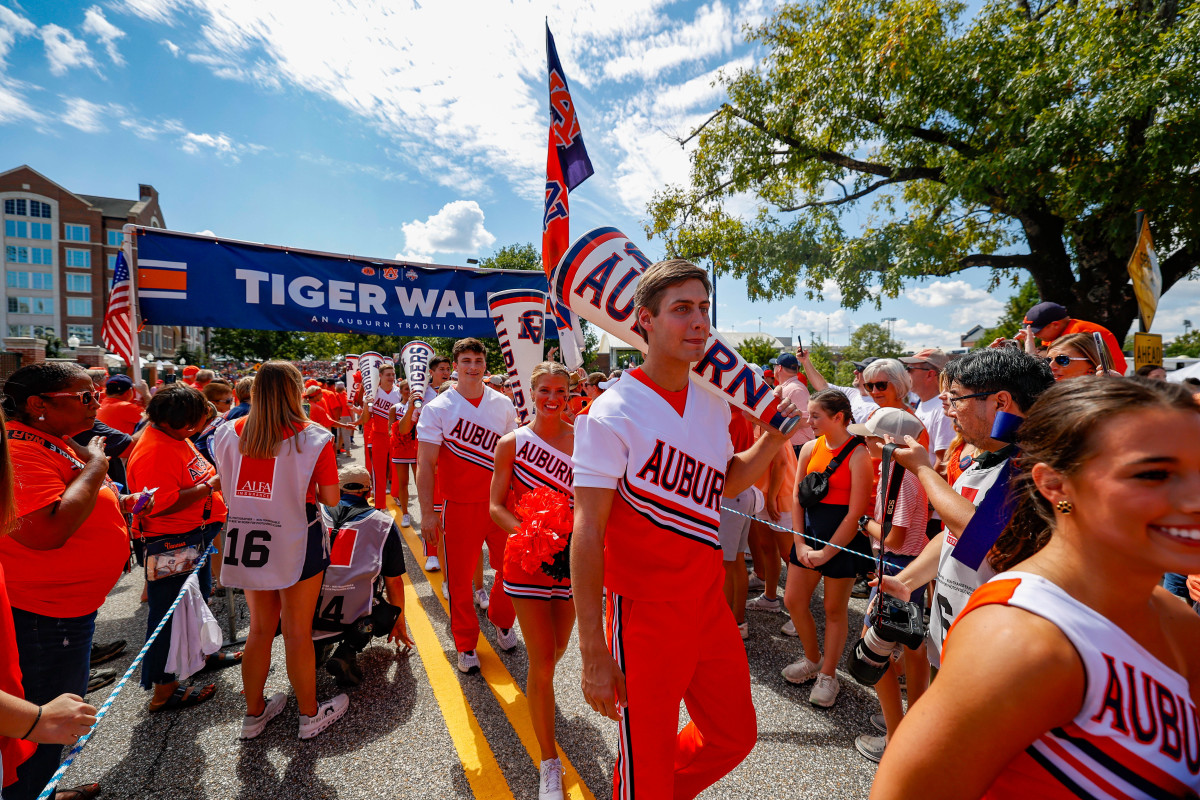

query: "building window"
(3, 199), (26, 216)
(107, 253), (117, 270)
(67, 324), (93, 344)
(67, 298), (92, 317)
(63, 224), (89, 242)
(106, 229), (123, 247)
(6, 271), (26, 288)
(31, 248), (51, 265)
(7, 270), (54, 290)
(8, 297), (52, 315)
(33, 272), (52, 290)
(4, 221), (27, 238)
(65, 249), (90, 268)
(5, 246), (29, 264)
(30, 222), (51, 240)
(66, 273), (91, 293)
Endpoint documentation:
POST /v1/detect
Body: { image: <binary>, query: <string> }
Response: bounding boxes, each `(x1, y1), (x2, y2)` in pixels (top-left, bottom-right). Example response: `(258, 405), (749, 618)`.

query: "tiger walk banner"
(132, 227), (558, 339)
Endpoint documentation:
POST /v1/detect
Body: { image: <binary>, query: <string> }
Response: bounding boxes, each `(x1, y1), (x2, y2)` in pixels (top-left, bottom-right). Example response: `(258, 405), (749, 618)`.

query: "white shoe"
(441, 582), (448, 600)
(782, 656), (821, 685)
(746, 593), (784, 611)
(810, 673), (841, 707)
(781, 620), (797, 637)
(870, 712), (887, 734)
(495, 623), (518, 651)
(539, 757), (564, 800)
(424, 555), (440, 571)
(855, 733), (886, 763)
(747, 573), (765, 591)
(240, 692), (286, 741)
(402, 513), (413, 528)
(474, 588), (490, 609)
(298, 693), (349, 740)
(458, 650), (480, 673)
(737, 622), (748, 640)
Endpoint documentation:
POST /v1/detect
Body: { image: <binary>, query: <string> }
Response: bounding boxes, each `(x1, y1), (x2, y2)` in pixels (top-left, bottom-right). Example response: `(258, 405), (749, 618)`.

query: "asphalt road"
(64, 441), (882, 799)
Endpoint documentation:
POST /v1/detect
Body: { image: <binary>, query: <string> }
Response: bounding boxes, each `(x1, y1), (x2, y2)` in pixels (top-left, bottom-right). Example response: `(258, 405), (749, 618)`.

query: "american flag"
(102, 251), (136, 368)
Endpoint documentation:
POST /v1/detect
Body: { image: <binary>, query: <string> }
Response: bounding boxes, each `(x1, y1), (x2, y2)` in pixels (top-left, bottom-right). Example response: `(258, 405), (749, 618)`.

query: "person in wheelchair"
(313, 465), (414, 686)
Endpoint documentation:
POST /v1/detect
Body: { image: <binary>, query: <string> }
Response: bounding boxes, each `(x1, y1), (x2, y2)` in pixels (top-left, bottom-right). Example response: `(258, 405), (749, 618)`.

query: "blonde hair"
(530, 361), (571, 390)
(1049, 332), (1101, 369)
(241, 361), (311, 458)
(632, 259), (711, 342)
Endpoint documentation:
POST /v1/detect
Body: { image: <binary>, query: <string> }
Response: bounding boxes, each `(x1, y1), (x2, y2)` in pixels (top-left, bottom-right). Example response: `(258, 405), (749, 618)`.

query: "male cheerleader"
(416, 339), (519, 672)
(359, 361), (401, 510)
(399, 355), (452, 571)
(572, 259), (798, 799)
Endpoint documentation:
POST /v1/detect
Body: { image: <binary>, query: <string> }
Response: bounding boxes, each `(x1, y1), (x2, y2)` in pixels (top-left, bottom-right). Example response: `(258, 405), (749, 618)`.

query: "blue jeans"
(3, 608), (95, 800)
(1163, 572), (1190, 601)
(141, 523), (217, 690)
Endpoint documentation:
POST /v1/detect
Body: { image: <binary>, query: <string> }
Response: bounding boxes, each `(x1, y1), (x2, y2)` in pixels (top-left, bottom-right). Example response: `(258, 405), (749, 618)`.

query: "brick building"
(0, 165), (204, 362)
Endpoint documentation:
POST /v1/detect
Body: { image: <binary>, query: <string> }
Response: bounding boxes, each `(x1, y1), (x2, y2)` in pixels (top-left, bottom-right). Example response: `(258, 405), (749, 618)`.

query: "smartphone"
(1093, 332), (1113, 373)
(795, 334), (804, 357)
(131, 487), (158, 515)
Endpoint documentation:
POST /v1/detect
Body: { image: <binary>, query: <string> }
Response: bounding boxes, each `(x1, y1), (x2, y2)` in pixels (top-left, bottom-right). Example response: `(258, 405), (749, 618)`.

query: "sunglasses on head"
(1044, 354), (1090, 367)
(39, 390), (98, 404)
(864, 381), (892, 392)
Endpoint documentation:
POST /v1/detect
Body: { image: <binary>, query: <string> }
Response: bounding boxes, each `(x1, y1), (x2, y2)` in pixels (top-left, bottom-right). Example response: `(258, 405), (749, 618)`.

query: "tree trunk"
(1067, 222), (1140, 342)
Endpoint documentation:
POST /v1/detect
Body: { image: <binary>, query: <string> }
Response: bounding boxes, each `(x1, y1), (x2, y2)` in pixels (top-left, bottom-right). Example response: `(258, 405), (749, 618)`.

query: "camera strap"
(877, 443), (906, 581)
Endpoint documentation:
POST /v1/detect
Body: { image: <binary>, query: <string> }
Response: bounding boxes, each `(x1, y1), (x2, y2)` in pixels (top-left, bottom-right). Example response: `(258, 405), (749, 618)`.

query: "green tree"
(735, 335), (781, 366)
(1165, 329), (1200, 357)
(842, 323), (905, 362)
(209, 330), (307, 361)
(974, 278), (1041, 347)
(647, 0), (1200, 343)
(804, 336), (841, 383)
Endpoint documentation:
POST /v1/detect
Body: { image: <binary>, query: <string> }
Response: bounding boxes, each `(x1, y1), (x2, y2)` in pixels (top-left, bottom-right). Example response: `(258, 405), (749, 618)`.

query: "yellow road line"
(395, 511), (597, 800)
(400, 569), (516, 800)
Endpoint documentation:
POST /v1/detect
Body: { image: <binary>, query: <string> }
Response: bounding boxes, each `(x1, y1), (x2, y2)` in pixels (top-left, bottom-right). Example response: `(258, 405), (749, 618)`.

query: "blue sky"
(2, 0), (1195, 351)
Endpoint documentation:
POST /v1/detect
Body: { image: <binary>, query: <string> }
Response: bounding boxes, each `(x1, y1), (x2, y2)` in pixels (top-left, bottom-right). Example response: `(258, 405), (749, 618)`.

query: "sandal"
(52, 783), (101, 799)
(203, 651), (243, 671)
(148, 683), (216, 713)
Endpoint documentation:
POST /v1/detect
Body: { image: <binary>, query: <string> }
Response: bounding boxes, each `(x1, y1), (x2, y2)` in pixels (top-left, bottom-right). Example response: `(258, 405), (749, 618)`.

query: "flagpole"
(121, 224), (144, 386)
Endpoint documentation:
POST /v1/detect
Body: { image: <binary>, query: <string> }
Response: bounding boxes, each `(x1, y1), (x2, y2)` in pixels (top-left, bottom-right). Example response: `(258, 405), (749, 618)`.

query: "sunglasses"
(942, 390), (999, 408)
(1044, 355), (1090, 367)
(39, 390), (98, 404)
(864, 381), (892, 392)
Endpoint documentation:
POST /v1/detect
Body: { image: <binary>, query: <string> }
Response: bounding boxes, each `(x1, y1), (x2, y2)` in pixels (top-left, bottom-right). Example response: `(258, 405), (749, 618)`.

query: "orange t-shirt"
(232, 418), (338, 504)
(804, 435), (862, 506)
(127, 425), (227, 536)
(0, 563), (35, 786)
(97, 396), (143, 435)
(306, 399), (336, 430)
(0, 421), (130, 617)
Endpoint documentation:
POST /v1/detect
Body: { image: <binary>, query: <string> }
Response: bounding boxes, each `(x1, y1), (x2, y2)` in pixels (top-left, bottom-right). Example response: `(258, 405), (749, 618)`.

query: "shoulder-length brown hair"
(240, 361), (311, 459)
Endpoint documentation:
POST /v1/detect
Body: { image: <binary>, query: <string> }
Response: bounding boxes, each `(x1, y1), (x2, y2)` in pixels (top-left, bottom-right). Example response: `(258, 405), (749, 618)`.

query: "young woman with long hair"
(873, 378), (1200, 798)
(782, 389), (873, 708)
(489, 362), (575, 800)
(212, 361), (346, 742)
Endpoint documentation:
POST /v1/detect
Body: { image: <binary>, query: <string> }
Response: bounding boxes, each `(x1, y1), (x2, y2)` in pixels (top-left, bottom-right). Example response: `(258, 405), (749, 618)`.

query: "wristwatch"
(857, 515), (873, 536)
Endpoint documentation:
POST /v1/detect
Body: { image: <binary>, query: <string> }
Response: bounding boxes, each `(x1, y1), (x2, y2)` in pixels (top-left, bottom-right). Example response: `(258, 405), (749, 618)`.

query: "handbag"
(796, 436), (863, 510)
(141, 492), (212, 582)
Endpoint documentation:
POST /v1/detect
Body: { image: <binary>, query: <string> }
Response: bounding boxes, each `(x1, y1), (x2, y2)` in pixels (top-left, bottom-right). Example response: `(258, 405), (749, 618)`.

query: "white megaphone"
(345, 354), (360, 397)
(551, 227), (800, 435)
(399, 341), (435, 409)
(359, 351), (384, 405)
(488, 289), (548, 425)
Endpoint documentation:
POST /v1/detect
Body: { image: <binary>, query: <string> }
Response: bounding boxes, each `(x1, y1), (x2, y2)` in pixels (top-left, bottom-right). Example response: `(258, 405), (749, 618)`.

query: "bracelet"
(21, 705), (41, 740)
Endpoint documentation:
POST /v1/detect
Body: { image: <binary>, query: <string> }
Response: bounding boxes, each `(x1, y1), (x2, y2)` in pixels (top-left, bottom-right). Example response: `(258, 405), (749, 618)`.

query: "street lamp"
(1185, 320), (1193, 333)
(67, 335), (80, 349)
(882, 317), (897, 339)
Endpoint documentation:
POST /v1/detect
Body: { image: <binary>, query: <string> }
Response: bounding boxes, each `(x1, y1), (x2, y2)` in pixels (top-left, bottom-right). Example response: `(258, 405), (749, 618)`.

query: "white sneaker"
(402, 513), (413, 528)
(474, 588), (490, 609)
(240, 692), (286, 741)
(782, 656), (821, 685)
(458, 650), (480, 673)
(539, 757), (564, 800)
(441, 582), (448, 600)
(781, 619), (798, 637)
(810, 673), (841, 707)
(495, 623), (518, 651)
(747, 573), (766, 591)
(424, 555), (440, 571)
(745, 594), (783, 612)
(737, 622), (748, 640)
(855, 733), (886, 763)
(298, 693), (349, 740)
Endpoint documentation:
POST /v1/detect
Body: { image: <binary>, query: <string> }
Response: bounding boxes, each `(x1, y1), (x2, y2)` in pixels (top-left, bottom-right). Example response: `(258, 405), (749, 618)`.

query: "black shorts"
(299, 503), (331, 582)
(789, 502), (869, 580)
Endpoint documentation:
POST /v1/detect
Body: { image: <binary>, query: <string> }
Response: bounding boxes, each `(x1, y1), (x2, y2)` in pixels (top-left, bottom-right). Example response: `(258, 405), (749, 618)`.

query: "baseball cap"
(568, 373), (582, 388)
(598, 377), (619, 390)
(763, 368), (775, 379)
(851, 356), (879, 372)
(847, 407), (925, 441)
(1023, 301), (1069, 334)
(338, 464), (371, 492)
(487, 375), (506, 386)
(182, 365), (199, 376)
(774, 353), (800, 371)
(900, 348), (950, 371)
(106, 374), (134, 392)
(303, 385), (322, 397)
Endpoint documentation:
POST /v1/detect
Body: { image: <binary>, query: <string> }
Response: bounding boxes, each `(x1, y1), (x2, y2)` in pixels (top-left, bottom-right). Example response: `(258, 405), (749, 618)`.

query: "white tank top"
(954, 572), (1200, 798)
(314, 505), (394, 638)
(213, 421), (331, 590)
(512, 426), (574, 500)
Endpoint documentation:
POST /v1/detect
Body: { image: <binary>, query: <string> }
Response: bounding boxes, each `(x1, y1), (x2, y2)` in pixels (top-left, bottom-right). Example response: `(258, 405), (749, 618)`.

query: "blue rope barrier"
(37, 545), (219, 800)
(719, 504), (897, 570)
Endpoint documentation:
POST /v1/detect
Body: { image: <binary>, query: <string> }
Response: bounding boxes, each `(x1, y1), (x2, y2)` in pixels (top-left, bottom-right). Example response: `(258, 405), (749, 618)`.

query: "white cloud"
(179, 130), (265, 161)
(119, 117), (187, 140)
(0, 81), (46, 126)
(402, 201), (496, 257)
(394, 251), (435, 264)
(60, 97), (116, 132)
(121, 0), (186, 24)
(0, 7), (37, 69)
(41, 24), (98, 76)
(194, 229), (216, 237)
(81, 6), (126, 65)
(892, 319), (962, 352)
(908, 279), (989, 307)
(603, 2), (735, 81)
(161, 38), (181, 57)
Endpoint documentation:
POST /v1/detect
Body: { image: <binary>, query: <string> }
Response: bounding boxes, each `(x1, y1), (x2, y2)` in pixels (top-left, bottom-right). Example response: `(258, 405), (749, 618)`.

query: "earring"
(37, 415), (44, 422)
(1055, 500), (1073, 514)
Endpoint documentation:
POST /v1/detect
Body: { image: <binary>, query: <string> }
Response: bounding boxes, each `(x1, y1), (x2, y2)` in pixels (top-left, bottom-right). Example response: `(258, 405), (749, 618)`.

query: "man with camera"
(873, 348), (1054, 666)
(313, 465), (414, 687)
